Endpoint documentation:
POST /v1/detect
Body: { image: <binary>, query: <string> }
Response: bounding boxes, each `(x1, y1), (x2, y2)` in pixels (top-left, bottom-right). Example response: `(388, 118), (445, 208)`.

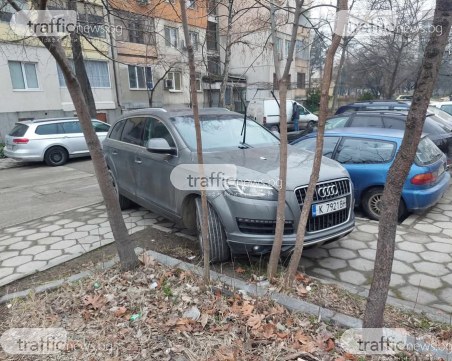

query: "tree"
(308, 30), (327, 89)
(363, 0), (452, 328)
(178, 0), (210, 283)
(267, 0), (303, 280)
(6, 0), (139, 270)
(284, 0), (348, 286)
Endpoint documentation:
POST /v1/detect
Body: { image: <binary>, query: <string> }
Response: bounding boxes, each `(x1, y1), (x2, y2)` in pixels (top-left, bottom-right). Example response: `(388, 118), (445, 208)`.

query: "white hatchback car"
(4, 118), (110, 166)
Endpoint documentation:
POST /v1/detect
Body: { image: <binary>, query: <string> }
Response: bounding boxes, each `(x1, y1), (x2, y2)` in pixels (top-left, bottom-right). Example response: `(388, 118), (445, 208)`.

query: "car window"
(383, 117), (405, 130)
(35, 123), (61, 135)
(61, 121), (82, 134)
(171, 115), (279, 150)
(325, 117), (349, 130)
(440, 105), (452, 115)
(9, 123), (29, 137)
(293, 136), (340, 158)
(121, 117), (146, 146)
(336, 138), (395, 164)
(416, 137), (443, 165)
(109, 120), (125, 140)
(424, 118), (448, 135)
(143, 117), (176, 147)
(92, 121), (110, 133)
(350, 115), (384, 128)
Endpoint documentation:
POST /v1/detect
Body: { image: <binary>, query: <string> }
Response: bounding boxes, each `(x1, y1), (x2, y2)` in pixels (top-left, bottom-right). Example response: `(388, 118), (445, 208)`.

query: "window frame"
(166, 71), (182, 92)
(195, 72), (202, 92)
(143, 116), (178, 154)
(120, 117), (147, 146)
(57, 60), (111, 88)
(8, 61), (40, 91)
(189, 31), (199, 51)
(128, 65), (153, 90)
(186, 0), (196, 9)
(164, 26), (178, 48)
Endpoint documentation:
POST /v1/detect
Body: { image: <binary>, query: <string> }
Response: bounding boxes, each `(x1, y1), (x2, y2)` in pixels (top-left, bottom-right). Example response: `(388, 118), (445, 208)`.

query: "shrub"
(358, 91), (375, 101)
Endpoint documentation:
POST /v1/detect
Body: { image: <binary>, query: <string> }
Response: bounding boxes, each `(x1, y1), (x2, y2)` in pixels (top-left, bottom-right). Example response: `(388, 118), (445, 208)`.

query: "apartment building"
(0, 0), (118, 138)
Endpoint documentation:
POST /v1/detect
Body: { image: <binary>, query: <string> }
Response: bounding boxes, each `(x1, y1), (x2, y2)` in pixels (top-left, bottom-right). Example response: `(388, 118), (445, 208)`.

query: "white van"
(247, 99), (318, 131)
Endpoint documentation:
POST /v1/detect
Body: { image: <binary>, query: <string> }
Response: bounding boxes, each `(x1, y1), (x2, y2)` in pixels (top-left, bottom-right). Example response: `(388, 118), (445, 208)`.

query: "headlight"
(224, 179), (278, 200)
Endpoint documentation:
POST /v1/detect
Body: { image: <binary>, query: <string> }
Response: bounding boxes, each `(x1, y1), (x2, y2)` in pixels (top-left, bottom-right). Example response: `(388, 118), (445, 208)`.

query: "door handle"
(112, 150), (118, 155)
(135, 158), (142, 164)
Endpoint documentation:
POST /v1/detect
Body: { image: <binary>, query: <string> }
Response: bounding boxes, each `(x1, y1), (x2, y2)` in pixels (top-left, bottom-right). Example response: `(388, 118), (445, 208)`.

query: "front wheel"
(362, 188), (407, 221)
(44, 146), (68, 166)
(195, 198), (230, 263)
(108, 170), (133, 210)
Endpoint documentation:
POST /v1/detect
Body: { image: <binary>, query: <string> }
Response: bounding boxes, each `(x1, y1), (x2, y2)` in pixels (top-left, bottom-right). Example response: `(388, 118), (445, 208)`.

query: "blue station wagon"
(292, 128), (450, 220)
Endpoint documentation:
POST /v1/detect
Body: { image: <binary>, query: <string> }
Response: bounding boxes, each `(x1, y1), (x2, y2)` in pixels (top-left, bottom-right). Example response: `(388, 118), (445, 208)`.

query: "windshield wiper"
(240, 93), (248, 147)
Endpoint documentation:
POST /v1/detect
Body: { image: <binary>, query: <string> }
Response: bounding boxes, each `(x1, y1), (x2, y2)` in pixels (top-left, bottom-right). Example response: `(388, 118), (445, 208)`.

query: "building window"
(8, 61), (39, 90)
(297, 72), (306, 89)
(285, 39), (291, 58)
(207, 56), (220, 75)
(57, 60), (110, 88)
(128, 21), (144, 44)
(295, 39), (309, 60)
(186, 0), (195, 8)
(164, 26), (178, 48)
(166, 71), (182, 91)
(206, 21), (218, 51)
(275, 37), (283, 60)
(128, 65), (153, 90)
(189, 31), (199, 51)
(196, 72), (202, 91)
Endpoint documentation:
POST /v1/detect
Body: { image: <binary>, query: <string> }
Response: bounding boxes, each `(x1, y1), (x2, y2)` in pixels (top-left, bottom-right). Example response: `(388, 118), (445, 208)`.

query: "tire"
(44, 146), (68, 166)
(195, 198), (230, 263)
(362, 188), (407, 221)
(108, 170), (133, 210)
(307, 120), (315, 130)
(269, 125), (279, 132)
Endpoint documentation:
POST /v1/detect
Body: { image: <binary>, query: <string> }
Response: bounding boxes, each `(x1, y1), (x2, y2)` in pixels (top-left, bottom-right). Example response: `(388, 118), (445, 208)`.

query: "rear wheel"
(195, 198), (230, 263)
(108, 170), (133, 210)
(307, 120), (316, 130)
(269, 125), (279, 132)
(44, 146), (68, 166)
(362, 188), (407, 221)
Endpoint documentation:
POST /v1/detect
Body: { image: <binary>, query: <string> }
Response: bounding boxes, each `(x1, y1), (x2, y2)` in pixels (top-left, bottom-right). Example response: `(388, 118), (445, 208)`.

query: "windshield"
(416, 137), (443, 165)
(171, 115), (280, 150)
(9, 123), (29, 137)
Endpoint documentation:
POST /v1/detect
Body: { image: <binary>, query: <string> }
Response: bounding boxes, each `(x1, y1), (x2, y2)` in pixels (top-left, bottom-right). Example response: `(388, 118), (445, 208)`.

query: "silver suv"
(103, 108), (355, 262)
(4, 118), (110, 166)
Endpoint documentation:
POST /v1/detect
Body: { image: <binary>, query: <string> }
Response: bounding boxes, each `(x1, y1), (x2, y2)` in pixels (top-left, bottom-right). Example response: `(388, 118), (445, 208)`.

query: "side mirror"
(146, 138), (177, 155)
(271, 130), (280, 139)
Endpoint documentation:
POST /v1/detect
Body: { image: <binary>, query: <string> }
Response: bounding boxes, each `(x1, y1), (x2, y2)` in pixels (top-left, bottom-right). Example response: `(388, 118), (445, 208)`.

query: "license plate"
(312, 197), (346, 217)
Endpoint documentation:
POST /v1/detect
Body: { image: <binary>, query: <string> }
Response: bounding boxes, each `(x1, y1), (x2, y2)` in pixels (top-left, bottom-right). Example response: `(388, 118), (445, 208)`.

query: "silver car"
(103, 108), (355, 262)
(4, 118), (110, 166)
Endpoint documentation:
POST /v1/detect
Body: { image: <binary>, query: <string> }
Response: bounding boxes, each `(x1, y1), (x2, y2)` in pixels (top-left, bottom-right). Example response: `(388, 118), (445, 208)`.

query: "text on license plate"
(312, 197), (346, 217)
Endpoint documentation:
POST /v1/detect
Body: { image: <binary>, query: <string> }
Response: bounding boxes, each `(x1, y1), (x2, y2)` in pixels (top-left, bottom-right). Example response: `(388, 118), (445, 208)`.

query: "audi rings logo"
(318, 185), (338, 198)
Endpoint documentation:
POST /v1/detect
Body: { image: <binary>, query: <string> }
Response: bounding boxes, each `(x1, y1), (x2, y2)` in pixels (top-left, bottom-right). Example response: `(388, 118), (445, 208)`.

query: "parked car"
(103, 108), (355, 262)
(247, 99), (318, 132)
(430, 101), (452, 116)
(396, 95), (413, 101)
(325, 111), (452, 163)
(292, 128), (450, 220)
(4, 118), (110, 166)
(427, 105), (452, 129)
(335, 101), (410, 115)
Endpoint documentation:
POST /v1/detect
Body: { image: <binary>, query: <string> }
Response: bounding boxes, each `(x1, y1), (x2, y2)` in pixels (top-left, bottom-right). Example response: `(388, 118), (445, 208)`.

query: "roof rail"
(32, 117), (78, 123)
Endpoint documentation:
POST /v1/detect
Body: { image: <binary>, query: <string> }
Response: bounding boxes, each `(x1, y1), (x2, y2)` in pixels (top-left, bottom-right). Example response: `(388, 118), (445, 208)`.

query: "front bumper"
(210, 186), (355, 255)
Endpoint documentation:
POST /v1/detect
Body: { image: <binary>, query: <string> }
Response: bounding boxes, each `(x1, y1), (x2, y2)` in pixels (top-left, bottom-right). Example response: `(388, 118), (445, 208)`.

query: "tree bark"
(331, 38), (348, 111)
(178, 0), (210, 283)
(7, 0), (139, 270)
(284, 0), (348, 286)
(363, 0), (452, 328)
(68, 0), (97, 119)
(219, 0), (234, 107)
(267, 0), (303, 280)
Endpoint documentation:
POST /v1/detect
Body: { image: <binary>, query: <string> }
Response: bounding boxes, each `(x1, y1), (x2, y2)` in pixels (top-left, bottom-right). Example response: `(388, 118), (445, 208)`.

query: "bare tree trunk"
(284, 0), (348, 286)
(219, 0), (234, 107)
(331, 39), (347, 111)
(7, 0), (139, 270)
(267, 0), (303, 280)
(179, 0), (210, 283)
(68, 0), (97, 119)
(363, 0), (452, 328)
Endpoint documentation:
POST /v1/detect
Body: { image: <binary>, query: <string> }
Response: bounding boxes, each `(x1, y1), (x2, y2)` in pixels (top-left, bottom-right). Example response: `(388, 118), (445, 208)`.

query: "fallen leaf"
(138, 253), (155, 267)
(325, 338), (335, 352)
(235, 267), (246, 274)
(241, 301), (254, 316)
(215, 346), (236, 360)
(262, 323), (276, 339)
(294, 330), (311, 344)
(296, 285), (308, 297)
(199, 314), (209, 329)
(343, 352), (357, 360)
(247, 314), (264, 329)
(82, 294), (106, 310)
(113, 306), (127, 317)
(295, 272), (307, 282)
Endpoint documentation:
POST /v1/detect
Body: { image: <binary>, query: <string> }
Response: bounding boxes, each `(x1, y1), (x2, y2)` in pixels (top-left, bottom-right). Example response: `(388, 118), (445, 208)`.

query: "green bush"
(0, 143), (4, 159)
(358, 91), (375, 101)
(305, 88), (321, 113)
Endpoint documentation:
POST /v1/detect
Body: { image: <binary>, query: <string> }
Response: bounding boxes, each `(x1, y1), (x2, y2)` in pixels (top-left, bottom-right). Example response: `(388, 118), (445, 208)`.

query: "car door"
(112, 117), (146, 199)
(334, 137), (396, 202)
(60, 121), (87, 155)
(135, 116), (179, 214)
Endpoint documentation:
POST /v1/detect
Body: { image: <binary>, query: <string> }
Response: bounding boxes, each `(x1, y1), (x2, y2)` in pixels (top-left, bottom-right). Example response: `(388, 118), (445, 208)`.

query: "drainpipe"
(106, 1), (122, 115)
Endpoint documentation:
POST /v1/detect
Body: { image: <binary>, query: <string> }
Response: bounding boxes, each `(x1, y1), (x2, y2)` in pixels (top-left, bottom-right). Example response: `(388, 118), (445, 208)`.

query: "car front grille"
(237, 218), (294, 235)
(294, 178), (352, 233)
